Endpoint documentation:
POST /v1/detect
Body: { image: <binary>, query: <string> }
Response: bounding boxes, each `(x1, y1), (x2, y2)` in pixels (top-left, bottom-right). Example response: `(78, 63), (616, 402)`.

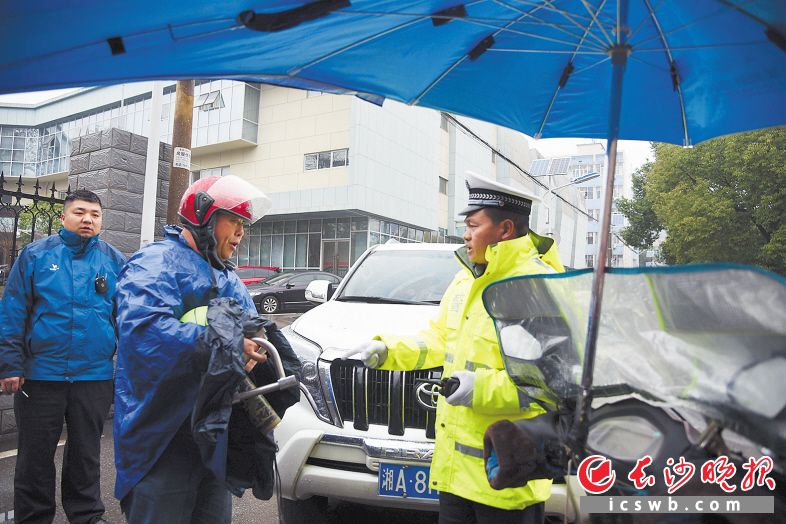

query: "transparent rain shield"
(482, 265), (786, 454)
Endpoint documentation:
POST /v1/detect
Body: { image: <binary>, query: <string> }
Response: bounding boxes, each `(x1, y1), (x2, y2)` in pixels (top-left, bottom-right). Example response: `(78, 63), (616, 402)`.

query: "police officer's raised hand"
(243, 337), (268, 372)
(349, 340), (388, 368)
(445, 370), (475, 407)
(0, 377), (24, 395)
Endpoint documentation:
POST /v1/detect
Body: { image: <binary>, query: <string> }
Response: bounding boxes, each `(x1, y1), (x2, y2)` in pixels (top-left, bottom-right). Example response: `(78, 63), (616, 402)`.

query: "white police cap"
(459, 172), (541, 216)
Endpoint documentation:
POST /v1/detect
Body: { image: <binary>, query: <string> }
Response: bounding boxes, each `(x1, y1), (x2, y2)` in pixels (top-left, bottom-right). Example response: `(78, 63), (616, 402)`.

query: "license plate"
(378, 463), (439, 500)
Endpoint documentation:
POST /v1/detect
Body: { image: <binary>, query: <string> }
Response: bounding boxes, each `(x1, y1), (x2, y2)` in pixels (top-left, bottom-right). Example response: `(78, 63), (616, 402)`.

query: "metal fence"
(0, 171), (68, 271)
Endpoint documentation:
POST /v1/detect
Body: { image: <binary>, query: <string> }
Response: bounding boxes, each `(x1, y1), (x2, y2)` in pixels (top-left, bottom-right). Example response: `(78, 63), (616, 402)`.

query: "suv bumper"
(275, 401), (584, 519)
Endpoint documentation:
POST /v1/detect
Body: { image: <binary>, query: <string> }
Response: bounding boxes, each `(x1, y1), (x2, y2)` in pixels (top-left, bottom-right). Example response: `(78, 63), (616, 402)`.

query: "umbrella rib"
(518, 0), (613, 49)
(630, 0), (757, 48)
(627, 0), (668, 42)
(578, 0), (615, 46)
(490, 48), (606, 54)
(635, 41), (768, 51)
(643, 0), (690, 147)
(493, 0), (609, 50)
(534, 0), (610, 139)
(410, 0), (567, 106)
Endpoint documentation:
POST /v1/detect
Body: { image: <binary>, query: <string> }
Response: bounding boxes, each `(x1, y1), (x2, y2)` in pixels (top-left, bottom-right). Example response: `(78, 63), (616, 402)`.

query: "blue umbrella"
(4, 0), (786, 446)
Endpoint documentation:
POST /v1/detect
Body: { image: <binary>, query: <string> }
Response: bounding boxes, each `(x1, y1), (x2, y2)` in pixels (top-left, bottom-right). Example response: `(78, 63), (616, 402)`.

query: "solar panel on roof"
(529, 159), (549, 177)
(548, 157), (571, 175)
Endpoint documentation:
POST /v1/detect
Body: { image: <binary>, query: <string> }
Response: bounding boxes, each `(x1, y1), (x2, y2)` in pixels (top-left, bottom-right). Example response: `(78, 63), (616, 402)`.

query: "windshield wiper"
(337, 295), (435, 305)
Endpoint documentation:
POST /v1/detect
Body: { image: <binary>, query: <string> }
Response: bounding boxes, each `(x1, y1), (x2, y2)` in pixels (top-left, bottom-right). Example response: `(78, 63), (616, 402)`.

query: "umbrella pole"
(571, 17), (630, 452)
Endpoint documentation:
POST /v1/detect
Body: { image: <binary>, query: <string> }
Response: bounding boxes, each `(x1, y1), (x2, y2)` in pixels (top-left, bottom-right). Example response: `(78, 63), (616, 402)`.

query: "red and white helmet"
(179, 175), (271, 227)
(178, 175), (271, 270)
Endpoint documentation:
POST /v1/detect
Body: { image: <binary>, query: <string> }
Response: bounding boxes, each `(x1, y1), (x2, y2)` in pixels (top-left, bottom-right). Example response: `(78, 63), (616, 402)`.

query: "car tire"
(279, 496), (332, 524)
(260, 295), (280, 314)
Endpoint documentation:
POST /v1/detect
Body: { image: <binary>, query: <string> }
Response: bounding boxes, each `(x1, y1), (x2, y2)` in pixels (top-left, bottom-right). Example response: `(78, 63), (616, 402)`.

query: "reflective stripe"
(444, 352), (454, 363)
(454, 442), (484, 459)
(465, 360), (490, 371)
(413, 336), (429, 369)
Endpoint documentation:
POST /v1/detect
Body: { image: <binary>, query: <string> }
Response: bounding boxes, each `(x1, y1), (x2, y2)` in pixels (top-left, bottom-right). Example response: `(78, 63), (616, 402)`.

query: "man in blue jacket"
(0, 189), (126, 524)
(113, 175), (272, 524)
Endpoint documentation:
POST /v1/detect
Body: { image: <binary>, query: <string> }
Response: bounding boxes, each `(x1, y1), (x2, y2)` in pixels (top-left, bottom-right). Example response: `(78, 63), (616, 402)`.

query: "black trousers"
(439, 491), (545, 524)
(14, 380), (113, 524)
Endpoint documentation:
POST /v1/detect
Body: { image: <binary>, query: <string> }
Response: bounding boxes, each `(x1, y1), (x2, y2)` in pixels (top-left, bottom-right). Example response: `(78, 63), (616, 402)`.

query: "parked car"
(248, 271), (341, 314)
(274, 243), (583, 523)
(235, 265), (280, 286)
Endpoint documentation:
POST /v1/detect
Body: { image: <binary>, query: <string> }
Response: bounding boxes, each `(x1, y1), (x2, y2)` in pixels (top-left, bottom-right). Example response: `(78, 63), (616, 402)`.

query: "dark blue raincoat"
(113, 225), (254, 501)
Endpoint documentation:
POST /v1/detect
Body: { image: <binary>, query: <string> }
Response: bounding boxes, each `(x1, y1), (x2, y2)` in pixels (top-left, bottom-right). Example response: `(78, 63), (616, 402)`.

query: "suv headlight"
(282, 326), (335, 425)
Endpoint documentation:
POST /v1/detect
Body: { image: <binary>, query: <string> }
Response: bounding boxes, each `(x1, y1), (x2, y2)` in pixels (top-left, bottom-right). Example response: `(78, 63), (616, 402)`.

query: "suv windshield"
(337, 249), (458, 304)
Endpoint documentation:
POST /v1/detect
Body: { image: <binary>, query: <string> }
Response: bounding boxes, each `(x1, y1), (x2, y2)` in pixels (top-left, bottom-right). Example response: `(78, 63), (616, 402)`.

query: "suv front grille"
(330, 361), (441, 438)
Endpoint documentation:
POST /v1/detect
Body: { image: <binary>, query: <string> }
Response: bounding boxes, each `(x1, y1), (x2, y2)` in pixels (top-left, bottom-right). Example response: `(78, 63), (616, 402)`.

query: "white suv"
(275, 242), (582, 523)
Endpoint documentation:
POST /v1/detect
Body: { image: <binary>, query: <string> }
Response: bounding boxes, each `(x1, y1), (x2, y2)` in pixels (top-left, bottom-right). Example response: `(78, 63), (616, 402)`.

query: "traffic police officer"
(356, 172), (564, 524)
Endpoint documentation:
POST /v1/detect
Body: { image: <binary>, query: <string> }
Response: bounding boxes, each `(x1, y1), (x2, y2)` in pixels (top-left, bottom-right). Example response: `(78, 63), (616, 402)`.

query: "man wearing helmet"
(113, 175), (272, 523)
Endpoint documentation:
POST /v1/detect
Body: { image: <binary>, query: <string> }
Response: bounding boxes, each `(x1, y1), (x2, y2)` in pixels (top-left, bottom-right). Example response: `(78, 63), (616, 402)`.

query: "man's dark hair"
(483, 207), (529, 238)
(64, 189), (102, 209)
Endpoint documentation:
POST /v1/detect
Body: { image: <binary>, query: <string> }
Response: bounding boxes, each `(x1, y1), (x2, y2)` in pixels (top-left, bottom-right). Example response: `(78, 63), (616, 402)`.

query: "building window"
(191, 165), (229, 183)
(612, 212), (624, 226)
(594, 187), (602, 199)
(585, 254), (594, 268)
(440, 114), (448, 131)
(611, 255), (623, 267)
(438, 177), (448, 195)
(588, 209), (600, 221)
(587, 231), (597, 245)
(304, 148), (349, 171)
(195, 91), (225, 112)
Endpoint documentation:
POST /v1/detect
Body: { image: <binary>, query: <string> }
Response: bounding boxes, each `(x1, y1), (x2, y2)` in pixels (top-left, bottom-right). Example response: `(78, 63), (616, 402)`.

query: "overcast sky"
(1, 88), (653, 172)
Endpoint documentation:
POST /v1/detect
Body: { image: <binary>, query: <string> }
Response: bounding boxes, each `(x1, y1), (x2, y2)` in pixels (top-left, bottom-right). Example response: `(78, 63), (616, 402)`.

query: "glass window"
(585, 255), (594, 268)
(318, 151), (331, 169)
(351, 231), (367, 265)
(273, 222), (285, 235)
(439, 177), (448, 195)
(323, 220), (336, 239)
(297, 220), (309, 233)
(351, 217), (368, 231)
(308, 233), (321, 268)
(284, 235), (296, 268)
(369, 218), (379, 232)
(587, 232), (597, 244)
(248, 235), (261, 265)
(260, 236), (272, 266)
(296, 235), (308, 267)
(261, 222), (273, 235)
(304, 153), (317, 171)
(332, 148), (347, 167)
(285, 221), (297, 234)
(338, 250), (457, 304)
(243, 84), (260, 123)
(309, 219), (322, 232)
(337, 218), (350, 239)
(271, 236), (284, 267)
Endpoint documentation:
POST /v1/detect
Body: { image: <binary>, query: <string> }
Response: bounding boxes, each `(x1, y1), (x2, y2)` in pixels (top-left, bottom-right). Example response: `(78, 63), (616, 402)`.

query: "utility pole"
(167, 80), (195, 224)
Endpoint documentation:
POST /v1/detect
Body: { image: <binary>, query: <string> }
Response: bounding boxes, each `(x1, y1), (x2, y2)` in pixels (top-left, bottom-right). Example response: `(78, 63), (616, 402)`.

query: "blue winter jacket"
(113, 225), (255, 501)
(0, 229), (126, 381)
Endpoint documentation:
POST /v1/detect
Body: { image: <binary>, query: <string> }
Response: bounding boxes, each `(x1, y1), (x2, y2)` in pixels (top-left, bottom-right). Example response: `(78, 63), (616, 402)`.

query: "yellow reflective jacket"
(376, 232), (564, 510)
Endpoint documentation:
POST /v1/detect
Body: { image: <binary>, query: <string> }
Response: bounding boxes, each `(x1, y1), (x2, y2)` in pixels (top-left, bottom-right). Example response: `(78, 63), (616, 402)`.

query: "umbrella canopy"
(2, 1), (785, 146)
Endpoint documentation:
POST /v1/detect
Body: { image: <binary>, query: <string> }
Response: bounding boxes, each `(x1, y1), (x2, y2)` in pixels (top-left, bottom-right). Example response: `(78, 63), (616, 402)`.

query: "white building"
(530, 143), (638, 268)
(0, 81), (589, 273)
